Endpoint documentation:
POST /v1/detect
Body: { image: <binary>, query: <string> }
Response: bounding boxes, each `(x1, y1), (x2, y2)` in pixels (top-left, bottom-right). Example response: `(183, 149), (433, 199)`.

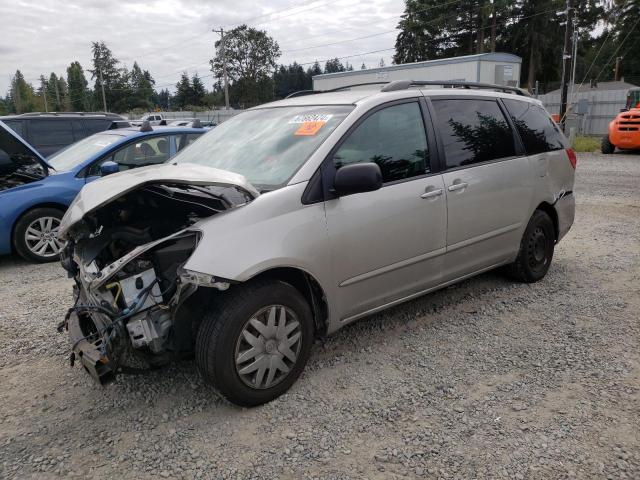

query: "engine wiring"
(66, 279), (160, 355)
(106, 282), (123, 308)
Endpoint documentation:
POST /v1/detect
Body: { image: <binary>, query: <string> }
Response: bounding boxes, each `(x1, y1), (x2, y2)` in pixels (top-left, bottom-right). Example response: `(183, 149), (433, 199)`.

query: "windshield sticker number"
(289, 114), (333, 124)
(294, 121), (326, 136)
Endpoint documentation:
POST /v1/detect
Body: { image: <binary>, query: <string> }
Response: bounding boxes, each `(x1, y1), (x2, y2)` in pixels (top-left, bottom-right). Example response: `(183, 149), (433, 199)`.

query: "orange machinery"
(602, 87), (640, 153)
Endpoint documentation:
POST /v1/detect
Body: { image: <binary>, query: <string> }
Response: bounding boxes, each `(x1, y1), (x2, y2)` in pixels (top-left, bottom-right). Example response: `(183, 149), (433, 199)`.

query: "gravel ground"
(1, 152), (638, 480)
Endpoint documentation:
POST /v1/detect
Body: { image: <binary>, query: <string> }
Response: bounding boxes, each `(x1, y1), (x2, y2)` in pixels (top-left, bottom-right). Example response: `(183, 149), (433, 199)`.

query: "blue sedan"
(0, 122), (207, 262)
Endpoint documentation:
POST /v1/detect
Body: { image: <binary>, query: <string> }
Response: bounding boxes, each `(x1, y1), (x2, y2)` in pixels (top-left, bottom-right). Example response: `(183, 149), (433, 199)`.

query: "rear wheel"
(195, 279), (314, 407)
(506, 210), (555, 283)
(601, 135), (615, 154)
(13, 207), (65, 263)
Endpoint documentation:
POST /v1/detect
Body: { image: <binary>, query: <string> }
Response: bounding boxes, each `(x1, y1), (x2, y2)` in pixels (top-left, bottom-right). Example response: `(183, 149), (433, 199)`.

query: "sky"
(0, 0), (406, 96)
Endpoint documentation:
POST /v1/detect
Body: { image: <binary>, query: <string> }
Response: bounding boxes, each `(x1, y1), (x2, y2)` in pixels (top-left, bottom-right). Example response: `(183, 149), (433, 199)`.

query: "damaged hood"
(59, 162), (259, 239)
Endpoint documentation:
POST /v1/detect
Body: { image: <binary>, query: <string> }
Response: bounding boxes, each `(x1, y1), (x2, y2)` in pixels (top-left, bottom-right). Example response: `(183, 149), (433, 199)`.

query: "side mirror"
(333, 162), (382, 197)
(100, 161), (120, 176)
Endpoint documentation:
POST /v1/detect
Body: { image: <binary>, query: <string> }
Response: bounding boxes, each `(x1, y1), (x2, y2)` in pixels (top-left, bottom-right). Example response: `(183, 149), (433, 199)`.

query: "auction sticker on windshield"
(294, 121), (327, 136)
(289, 114), (333, 124)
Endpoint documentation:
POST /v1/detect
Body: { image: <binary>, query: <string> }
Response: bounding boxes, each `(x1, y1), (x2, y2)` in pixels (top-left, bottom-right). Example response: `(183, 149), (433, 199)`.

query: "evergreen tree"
(324, 58), (345, 73)
(129, 62), (155, 110)
(9, 70), (36, 113)
(67, 61), (91, 111)
(274, 62), (310, 98)
(46, 73), (62, 111)
(89, 41), (124, 112)
(157, 89), (171, 110)
(190, 74), (206, 106)
(361, 62), (367, 70)
(175, 72), (193, 108)
(308, 61), (322, 76)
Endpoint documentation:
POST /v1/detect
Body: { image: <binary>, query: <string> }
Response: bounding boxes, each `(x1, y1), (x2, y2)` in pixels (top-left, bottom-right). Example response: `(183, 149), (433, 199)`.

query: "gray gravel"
(1, 152), (639, 479)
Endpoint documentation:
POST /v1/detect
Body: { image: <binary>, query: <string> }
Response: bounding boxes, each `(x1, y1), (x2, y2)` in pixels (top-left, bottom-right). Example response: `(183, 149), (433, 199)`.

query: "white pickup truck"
(130, 113), (165, 126)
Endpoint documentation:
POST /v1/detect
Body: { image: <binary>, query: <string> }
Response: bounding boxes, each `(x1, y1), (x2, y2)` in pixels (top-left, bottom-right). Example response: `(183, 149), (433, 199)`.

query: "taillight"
(566, 148), (577, 169)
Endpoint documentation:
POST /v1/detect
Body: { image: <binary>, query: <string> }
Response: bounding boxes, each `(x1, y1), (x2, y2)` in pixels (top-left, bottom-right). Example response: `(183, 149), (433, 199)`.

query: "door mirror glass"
(100, 160), (120, 176)
(333, 162), (382, 196)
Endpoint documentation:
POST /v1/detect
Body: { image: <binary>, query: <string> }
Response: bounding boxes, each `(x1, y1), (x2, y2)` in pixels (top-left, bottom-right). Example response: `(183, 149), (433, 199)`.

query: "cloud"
(0, 0), (404, 96)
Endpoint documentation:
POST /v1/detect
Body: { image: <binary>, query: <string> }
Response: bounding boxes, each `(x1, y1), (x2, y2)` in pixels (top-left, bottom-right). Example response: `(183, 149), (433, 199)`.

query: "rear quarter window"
(502, 99), (568, 155)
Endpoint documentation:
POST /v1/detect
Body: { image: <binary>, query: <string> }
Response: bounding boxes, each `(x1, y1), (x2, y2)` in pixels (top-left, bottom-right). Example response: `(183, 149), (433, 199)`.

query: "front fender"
(182, 182), (332, 294)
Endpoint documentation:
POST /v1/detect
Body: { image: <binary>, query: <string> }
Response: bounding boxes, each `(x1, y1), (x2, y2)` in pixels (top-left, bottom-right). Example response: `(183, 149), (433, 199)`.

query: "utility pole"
(98, 64), (108, 112)
(569, 28), (579, 111)
(54, 79), (61, 111)
(41, 77), (48, 112)
(212, 27), (230, 110)
(559, 0), (575, 131)
(614, 56), (622, 81)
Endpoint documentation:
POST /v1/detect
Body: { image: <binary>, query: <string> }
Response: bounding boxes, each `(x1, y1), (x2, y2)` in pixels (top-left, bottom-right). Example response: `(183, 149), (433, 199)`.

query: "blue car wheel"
(13, 207), (65, 263)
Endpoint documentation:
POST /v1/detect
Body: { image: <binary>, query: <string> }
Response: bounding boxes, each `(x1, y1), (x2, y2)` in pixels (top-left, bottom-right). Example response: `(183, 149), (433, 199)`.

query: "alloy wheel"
(24, 216), (63, 258)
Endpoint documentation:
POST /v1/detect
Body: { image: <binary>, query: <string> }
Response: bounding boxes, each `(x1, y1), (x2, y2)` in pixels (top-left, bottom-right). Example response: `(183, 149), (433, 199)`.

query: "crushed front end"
(57, 172), (257, 384)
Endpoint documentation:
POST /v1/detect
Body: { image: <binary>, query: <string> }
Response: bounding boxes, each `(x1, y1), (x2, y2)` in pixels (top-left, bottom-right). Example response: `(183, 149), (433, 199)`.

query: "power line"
(223, 0), (338, 28)
(594, 15), (640, 83)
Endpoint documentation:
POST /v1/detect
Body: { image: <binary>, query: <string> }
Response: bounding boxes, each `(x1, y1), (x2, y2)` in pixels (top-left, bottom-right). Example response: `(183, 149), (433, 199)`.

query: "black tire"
(601, 135), (615, 154)
(13, 207), (65, 263)
(195, 279), (314, 407)
(506, 210), (555, 283)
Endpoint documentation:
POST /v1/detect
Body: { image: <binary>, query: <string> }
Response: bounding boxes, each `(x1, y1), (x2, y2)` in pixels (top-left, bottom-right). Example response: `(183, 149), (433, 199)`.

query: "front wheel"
(601, 135), (615, 154)
(506, 210), (555, 283)
(13, 207), (65, 263)
(195, 279), (314, 407)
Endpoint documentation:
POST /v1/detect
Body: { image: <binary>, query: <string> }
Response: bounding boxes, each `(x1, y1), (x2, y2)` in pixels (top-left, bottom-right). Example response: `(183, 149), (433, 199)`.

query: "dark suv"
(0, 112), (127, 157)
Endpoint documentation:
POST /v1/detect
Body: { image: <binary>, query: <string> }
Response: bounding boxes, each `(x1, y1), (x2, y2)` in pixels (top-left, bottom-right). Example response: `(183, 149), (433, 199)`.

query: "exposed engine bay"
(59, 181), (253, 384)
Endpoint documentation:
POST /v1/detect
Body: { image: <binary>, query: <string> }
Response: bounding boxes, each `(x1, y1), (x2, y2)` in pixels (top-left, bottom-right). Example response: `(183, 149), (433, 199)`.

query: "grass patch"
(572, 136), (601, 152)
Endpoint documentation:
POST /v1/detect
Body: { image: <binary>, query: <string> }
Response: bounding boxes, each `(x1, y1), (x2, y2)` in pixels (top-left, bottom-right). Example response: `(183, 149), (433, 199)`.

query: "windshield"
(47, 133), (122, 171)
(171, 105), (353, 189)
(626, 90), (640, 109)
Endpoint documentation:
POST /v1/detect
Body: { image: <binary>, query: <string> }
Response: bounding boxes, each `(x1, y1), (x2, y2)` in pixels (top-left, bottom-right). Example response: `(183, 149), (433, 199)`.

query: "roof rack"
(285, 82), (388, 99)
(18, 111), (123, 118)
(382, 80), (529, 96)
(285, 80), (529, 99)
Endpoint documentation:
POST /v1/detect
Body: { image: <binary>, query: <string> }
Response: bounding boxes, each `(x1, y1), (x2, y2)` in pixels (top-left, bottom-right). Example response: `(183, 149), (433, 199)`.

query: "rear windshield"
(172, 105), (353, 190)
(47, 133), (122, 171)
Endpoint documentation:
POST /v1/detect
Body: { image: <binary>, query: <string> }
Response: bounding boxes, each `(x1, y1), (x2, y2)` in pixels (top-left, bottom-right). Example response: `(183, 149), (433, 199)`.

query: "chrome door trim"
(339, 247), (446, 287)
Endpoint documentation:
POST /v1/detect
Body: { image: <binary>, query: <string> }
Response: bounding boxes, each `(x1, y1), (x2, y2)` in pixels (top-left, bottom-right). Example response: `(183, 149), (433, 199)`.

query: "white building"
(313, 53), (522, 91)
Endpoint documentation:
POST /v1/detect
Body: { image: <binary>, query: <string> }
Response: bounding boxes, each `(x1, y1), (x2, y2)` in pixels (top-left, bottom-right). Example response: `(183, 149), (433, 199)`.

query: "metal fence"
(125, 110), (241, 124)
(538, 89), (627, 136)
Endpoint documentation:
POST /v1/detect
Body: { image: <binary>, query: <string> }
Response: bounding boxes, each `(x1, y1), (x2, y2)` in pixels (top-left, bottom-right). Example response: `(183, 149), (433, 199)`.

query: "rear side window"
(84, 119), (112, 135)
(333, 102), (430, 183)
(175, 133), (202, 151)
(3, 120), (24, 138)
(432, 99), (516, 168)
(29, 120), (74, 146)
(502, 99), (568, 155)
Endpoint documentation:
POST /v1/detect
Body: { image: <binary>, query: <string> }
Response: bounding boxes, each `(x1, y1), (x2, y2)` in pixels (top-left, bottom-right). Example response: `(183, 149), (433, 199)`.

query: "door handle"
(420, 188), (443, 199)
(448, 182), (468, 192)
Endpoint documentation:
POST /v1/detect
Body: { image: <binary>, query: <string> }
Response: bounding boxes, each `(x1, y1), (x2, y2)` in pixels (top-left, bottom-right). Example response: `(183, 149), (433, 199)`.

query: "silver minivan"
(58, 81), (576, 406)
